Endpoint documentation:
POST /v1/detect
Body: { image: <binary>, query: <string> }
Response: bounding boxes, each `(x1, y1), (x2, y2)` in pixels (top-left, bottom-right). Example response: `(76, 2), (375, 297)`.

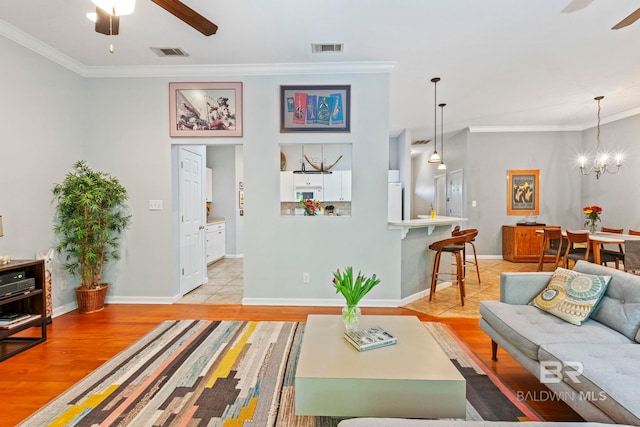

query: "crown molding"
(468, 125), (582, 133)
(81, 61), (396, 78)
(0, 20), (85, 75)
(1, 21), (395, 78)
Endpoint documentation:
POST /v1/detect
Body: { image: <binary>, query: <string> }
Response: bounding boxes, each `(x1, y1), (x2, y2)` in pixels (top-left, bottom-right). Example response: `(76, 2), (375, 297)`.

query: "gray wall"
(0, 36), (87, 312)
(0, 34), (401, 311)
(206, 145), (243, 256)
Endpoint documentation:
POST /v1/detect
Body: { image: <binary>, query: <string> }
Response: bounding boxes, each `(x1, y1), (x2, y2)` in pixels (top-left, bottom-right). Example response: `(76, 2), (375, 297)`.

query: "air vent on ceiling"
(150, 47), (189, 57)
(311, 43), (344, 53)
(412, 139), (431, 145)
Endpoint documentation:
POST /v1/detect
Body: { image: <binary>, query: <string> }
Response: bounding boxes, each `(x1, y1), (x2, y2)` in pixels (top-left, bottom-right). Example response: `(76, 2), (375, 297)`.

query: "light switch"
(472, 200), (477, 207)
(149, 200), (163, 211)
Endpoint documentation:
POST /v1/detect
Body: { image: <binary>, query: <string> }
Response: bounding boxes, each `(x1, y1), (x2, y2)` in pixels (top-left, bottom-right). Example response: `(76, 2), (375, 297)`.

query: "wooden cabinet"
(502, 225), (545, 262)
(0, 259), (47, 361)
(206, 222), (225, 264)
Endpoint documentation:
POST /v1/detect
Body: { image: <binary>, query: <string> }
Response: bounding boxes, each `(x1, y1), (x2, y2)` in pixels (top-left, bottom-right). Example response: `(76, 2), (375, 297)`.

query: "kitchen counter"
(389, 216), (467, 238)
(207, 216), (225, 225)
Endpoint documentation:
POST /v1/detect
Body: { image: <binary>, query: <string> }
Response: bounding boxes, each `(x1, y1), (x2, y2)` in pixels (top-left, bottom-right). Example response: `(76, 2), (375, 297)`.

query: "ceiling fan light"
(92, 0), (136, 16)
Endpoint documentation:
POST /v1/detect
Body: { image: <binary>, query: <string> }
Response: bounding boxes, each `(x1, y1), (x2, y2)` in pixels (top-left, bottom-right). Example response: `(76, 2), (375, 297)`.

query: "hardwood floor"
(0, 265), (582, 426)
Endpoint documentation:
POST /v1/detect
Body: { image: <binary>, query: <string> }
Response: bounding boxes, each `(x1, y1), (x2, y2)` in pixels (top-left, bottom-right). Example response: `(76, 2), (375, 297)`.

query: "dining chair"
(624, 240), (640, 275)
(537, 226), (566, 271)
(600, 226), (624, 270)
(564, 231), (592, 268)
(452, 226), (481, 284)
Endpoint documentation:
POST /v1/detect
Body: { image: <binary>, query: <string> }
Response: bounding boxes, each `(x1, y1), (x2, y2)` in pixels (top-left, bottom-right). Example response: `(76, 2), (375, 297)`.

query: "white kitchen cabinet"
(280, 171), (295, 202)
(293, 173), (323, 187)
(206, 168), (213, 202)
(206, 222), (225, 264)
(323, 171), (351, 201)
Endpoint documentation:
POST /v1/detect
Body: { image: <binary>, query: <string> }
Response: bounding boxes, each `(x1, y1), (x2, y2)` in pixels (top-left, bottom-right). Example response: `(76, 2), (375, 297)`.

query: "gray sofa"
(479, 260), (640, 426)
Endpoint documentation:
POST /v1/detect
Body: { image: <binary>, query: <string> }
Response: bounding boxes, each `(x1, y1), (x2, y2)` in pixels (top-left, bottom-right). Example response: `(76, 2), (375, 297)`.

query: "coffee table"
(294, 315), (466, 418)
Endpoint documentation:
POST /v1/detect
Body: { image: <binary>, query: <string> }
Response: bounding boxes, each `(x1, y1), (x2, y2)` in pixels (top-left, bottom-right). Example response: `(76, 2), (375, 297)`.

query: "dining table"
(535, 229), (640, 266)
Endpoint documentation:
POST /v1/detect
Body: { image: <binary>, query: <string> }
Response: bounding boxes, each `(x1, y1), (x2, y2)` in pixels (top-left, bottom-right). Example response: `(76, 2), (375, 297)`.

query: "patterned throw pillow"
(530, 267), (611, 326)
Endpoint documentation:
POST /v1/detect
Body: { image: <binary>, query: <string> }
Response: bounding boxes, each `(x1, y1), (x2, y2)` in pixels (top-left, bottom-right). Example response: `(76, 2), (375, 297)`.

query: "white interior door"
(447, 169), (464, 218)
(179, 148), (205, 295)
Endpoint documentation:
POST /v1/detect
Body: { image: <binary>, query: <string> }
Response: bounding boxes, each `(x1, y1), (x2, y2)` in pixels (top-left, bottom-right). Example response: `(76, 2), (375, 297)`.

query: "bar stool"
(428, 234), (468, 306)
(452, 226), (481, 284)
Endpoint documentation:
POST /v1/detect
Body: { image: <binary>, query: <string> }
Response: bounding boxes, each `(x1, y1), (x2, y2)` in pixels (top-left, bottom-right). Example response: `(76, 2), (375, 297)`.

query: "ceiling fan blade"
(612, 7), (640, 30)
(95, 7), (120, 36)
(150, 0), (218, 36)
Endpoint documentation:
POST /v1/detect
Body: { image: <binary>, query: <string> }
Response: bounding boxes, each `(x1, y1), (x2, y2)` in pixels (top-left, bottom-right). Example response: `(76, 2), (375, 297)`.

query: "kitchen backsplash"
(280, 201), (351, 216)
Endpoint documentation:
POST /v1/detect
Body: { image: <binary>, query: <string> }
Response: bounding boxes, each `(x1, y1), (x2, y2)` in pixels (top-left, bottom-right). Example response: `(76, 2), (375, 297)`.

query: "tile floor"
(176, 257), (546, 316)
(175, 258), (244, 304)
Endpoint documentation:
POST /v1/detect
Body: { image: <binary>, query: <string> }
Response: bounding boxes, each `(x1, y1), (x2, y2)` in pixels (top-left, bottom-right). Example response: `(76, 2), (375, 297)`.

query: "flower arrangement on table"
(583, 205), (602, 233)
(332, 267), (381, 331)
(299, 198), (322, 216)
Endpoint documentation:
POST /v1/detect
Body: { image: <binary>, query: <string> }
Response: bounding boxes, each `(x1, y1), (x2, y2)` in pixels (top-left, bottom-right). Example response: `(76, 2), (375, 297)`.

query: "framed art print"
(169, 82), (243, 137)
(280, 85), (350, 132)
(507, 169), (540, 215)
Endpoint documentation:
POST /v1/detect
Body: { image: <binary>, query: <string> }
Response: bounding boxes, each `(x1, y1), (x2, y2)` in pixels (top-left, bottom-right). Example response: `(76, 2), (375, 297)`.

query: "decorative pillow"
(530, 267), (611, 326)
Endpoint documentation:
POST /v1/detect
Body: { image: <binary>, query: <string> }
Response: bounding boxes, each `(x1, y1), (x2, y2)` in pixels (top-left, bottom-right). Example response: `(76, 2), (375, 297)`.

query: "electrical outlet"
(303, 272), (310, 284)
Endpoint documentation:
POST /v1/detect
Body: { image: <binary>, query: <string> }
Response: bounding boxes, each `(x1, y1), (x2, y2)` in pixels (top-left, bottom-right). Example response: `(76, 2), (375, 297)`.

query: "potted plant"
(52, 160), (131, 313)
(332, 266), (381, 331)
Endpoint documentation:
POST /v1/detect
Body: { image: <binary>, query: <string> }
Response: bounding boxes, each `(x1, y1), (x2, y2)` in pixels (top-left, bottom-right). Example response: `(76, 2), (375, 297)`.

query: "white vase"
(342, 305), (361, 332)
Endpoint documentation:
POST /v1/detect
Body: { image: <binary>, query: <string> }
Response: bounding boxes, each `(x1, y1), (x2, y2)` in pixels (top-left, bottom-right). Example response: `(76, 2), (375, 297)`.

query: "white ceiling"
(2, 0), (640, 143)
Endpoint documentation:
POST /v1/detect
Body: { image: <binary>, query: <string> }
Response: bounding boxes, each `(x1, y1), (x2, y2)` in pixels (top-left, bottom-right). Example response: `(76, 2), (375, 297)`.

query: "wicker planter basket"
(75, 284), (108, 314)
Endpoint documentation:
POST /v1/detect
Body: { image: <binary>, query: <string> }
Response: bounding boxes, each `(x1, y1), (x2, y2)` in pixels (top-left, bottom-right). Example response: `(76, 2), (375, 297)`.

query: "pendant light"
(578, 96), (622, 179)
(437, 103), (447, 171)
(428, 77), (442, 163)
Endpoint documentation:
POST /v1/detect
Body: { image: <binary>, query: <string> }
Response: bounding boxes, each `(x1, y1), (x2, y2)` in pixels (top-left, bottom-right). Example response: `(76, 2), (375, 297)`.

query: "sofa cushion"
(479, 301), (633, 361)
(573, 260), (640, 341)
(539, 343), (640, 426)
(530, 267), (610, 326)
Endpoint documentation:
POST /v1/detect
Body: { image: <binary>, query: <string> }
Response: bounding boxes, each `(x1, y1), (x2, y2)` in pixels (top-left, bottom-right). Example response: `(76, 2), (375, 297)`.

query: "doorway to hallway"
(176, 258), (243, 304)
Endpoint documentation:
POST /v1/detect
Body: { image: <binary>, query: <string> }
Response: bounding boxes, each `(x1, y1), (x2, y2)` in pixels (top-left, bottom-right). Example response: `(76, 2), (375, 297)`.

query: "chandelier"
(579, 96), (622, 179)
(437, 103), (447, 171)
(428, 77), (442, 163)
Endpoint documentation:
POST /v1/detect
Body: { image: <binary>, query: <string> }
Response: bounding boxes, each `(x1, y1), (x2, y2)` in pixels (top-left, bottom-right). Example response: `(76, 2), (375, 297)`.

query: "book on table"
(0, 314), (41, 329)
(344, 325), (397, 351)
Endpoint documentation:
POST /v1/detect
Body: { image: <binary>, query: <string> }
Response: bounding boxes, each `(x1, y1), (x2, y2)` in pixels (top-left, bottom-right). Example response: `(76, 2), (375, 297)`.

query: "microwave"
(294, 188), (322, 201)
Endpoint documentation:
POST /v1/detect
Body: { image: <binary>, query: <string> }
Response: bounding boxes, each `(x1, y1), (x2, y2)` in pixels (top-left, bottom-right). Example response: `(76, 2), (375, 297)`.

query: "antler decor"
(304, 155), (343, 171)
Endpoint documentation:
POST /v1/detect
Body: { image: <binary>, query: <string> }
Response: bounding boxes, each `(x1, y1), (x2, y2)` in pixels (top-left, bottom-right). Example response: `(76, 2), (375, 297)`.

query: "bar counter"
(389, 216), (468, 301)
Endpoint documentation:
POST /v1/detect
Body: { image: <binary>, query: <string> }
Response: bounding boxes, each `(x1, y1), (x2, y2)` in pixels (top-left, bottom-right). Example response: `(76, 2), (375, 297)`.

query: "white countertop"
(389, 216), (467, 228)
(207, 216), (225, 225)
(388, 216), (468, 238)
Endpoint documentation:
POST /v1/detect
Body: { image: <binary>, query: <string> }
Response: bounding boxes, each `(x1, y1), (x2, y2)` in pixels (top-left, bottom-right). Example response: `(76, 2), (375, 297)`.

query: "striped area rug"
(20, 320), (540, 426)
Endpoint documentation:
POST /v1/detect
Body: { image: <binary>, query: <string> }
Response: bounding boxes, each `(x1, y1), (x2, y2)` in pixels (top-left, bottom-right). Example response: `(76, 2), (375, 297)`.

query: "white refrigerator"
(388, 182), (402, 221)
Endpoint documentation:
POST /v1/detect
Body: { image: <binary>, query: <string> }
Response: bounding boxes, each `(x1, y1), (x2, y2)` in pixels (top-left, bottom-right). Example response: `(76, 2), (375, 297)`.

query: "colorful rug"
(20, 320), (541, 426)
